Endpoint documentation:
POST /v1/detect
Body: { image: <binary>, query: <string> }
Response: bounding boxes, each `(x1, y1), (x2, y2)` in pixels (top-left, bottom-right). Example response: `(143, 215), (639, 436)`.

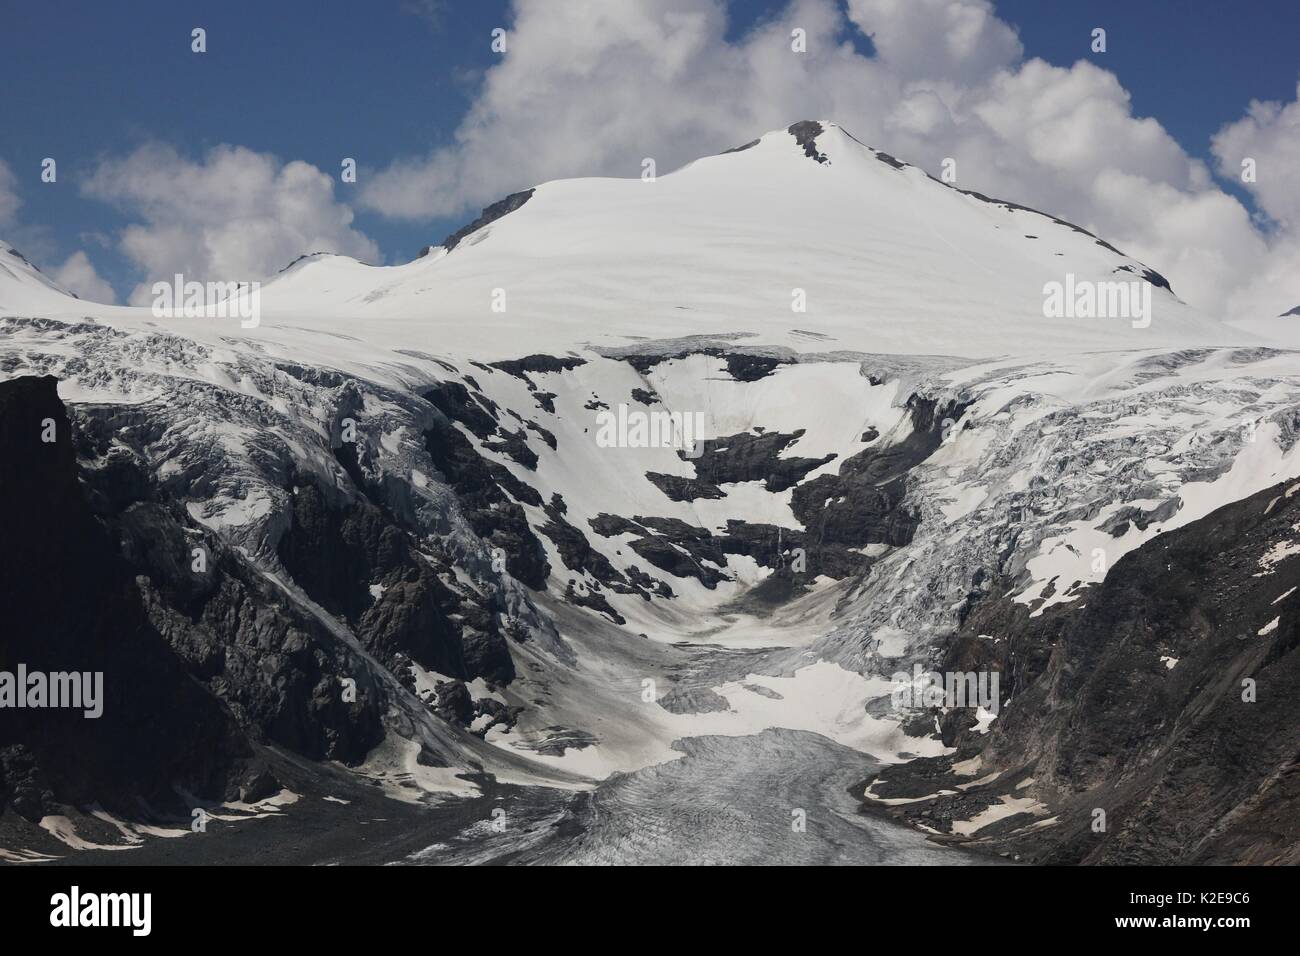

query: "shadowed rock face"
(648, 429), (836, 502)
(620, 349), (790, 382)
(866, 475), (1300, 865)
(788, 120), (829, 164)
(116, 502), (385, 767)
(421, 411), (550, 591)
(789, 395), (971, 565)
(437, 188), (536, 253)
(0, 376), (265, 820)
(0, 375), (412, 827)
(70, 399), (389, 769)
(277, 482), (514, 684)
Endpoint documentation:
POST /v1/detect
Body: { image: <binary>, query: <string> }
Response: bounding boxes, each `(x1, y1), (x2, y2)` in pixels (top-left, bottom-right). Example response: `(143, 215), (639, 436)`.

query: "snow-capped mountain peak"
(2, 121), (1295, 867)
(0, 240), (79, 309)
(2, 121), (1247, 364)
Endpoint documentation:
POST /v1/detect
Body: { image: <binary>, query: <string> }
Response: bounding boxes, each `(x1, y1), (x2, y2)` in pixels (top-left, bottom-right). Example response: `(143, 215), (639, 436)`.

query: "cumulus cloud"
(1213, 84), (1300, 230)
(82, 144), (380, 304)
(1209, 84), (1300, 317)
(49, 251), (117, 304)
(359, 0), (1298, 321)
(361, 0), (886, 219)
(845, 0), (1021, 84)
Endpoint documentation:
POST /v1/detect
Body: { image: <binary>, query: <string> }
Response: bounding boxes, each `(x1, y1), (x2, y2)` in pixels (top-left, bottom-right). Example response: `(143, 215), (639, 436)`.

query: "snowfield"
(2, 121), (1297, 863)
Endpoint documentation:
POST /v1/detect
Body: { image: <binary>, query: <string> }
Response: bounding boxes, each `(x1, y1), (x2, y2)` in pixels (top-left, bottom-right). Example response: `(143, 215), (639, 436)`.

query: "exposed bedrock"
(277, 480), (515, 684)
(791, 394), (971, 553)
(420, 392), (550, 592)
(71, 406), (388, 766)
(648, 428), (835, 501)
(610, 390), (971, 588)
(436, 188), (536, 254)
(865, 476), (1300, 865)
(0, 376), (271, 820)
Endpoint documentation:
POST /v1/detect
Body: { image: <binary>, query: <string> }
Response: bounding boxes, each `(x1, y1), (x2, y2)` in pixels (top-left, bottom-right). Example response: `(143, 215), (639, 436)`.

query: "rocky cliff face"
(5, 310), (1300, 868)
(5, 325), (1300, 866)
(864, 474), (1300, 865)
(0, 375), (266, 820)
(0, 317), (580, 850)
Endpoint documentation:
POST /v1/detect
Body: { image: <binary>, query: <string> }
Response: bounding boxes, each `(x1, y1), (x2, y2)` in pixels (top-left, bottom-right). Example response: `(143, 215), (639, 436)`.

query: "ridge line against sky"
(0, 0), (1296, 321)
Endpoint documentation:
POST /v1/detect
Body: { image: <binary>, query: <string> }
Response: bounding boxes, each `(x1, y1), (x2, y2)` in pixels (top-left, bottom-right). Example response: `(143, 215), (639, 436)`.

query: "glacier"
(1, 121), (1296, 865)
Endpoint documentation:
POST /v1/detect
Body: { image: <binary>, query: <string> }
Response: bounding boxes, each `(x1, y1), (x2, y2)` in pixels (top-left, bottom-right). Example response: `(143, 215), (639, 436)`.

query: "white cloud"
(845, 0), (1021, 84)
(82, 144), (380, 304)
(360, 0), (892, 219)
(358, 0), (1042, 221)
(358, 0), (1299, 322)
(1212, 84), (1300, 230)
(1209, 88), (1300, 318)
(49, 250), (117, 304)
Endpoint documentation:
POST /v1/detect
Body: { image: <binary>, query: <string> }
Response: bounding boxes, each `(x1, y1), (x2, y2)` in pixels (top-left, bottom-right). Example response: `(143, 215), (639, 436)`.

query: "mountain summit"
(1, 122), (1242, 361)
(258, 120), (1237, 359)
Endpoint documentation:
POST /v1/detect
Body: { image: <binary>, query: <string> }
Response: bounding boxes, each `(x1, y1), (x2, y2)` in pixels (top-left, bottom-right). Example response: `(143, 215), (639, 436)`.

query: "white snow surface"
(0, 124), (1245, 366)
(2, 121), (1298, 809)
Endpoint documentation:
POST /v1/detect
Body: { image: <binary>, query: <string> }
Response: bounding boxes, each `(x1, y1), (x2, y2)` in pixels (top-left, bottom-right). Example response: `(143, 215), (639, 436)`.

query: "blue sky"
(1, 0), (1297, 308)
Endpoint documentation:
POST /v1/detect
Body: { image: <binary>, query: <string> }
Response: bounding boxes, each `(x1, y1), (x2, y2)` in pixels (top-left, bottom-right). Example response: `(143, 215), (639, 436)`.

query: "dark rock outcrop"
(0, 376), (266, 820)
(488, 354), (586, 380)
(421, 395), (550, 591)
(866, 475), (1300, 865)
(277, 482), (515, 684)
(788, 121), (829, 164)
(619, 348), (791, 381)
(438, 189), (536, 253)
(788, 395), (970, 572)
(647, 428), (835, 501)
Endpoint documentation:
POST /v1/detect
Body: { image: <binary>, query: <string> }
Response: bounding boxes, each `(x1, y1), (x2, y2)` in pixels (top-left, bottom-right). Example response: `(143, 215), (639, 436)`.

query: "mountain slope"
(864, 474), (1300, 865)
(0, 121), (1296, 865)
(2, 122), (1243, 363)
(0, 376), (270, 824)
(251, 121), (1236, 360)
